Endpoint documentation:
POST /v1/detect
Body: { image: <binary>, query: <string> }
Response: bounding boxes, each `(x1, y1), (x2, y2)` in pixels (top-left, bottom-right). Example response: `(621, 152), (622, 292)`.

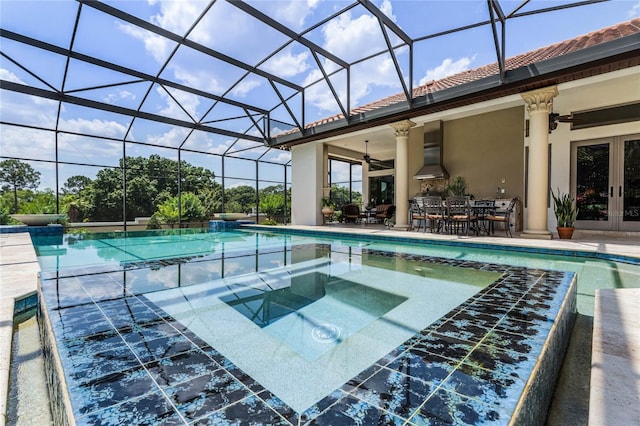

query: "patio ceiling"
(0, 0), (633, 165)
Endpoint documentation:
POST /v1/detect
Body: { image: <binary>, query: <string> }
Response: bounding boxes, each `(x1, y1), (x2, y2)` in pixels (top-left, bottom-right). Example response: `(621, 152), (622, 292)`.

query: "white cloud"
(231, 79), (261, 98)
(0, 90), (57, 128)
(149, 0), (210, 41)
(266, 150), (292, 164)
(330, 160), (351, 182)
(0, 68), (24, 84)
(173, 67), (223, 94)
(379, 0), (396, 21)
(57, 132), (122, 162)
(262, 50), (310, 78)
(302, 1), (406, 112)
(272, 0), (320, 28)
(0, 126), (55, 159)
(147, 126), (192, 148)
(418, 56), (475, 86)
(116, 22), (170, 63)
(159, 86), (201, 120)
(323, 11), (382, 64)
(103, 90), (136, 104)
(629, 1), (640, 17)
(180, 131), (257, 156)
(60, 118), (129, 138)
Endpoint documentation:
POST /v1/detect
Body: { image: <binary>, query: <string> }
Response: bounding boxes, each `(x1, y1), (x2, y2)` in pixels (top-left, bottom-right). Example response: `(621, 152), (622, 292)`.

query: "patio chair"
(445, 196), (478, 235)
(472, 199), (496, 235)
(341, 203), (361, 223)
(375, 204), (395, 223)
(410, 198), (427, 231)
(486, 197), (519, 237)
(421, 196), (445, 233)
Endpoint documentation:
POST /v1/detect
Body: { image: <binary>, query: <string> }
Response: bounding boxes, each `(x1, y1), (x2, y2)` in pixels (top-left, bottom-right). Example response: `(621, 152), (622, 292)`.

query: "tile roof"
(299, 18), (640, 131)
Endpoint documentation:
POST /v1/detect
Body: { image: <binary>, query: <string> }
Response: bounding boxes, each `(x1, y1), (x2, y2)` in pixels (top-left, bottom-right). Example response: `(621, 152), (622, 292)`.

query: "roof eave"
(270, 33), (640, 148)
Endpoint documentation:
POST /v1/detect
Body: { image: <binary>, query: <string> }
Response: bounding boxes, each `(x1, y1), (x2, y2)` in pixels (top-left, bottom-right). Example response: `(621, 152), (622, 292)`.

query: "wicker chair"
(341, 203), (361, 223)
(374, 204), (395, 223)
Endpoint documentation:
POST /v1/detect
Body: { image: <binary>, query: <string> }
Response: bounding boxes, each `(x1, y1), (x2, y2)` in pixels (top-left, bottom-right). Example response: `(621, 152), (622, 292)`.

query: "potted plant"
(321, 198), (335, 220)
(446, 176), (467, 196)
(551, 188), (578, 239)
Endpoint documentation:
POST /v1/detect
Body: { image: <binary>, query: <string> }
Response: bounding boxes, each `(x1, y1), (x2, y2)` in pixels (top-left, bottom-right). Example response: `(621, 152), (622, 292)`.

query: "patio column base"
(392, 224), (411, 231)
(521, 230), (553, 240)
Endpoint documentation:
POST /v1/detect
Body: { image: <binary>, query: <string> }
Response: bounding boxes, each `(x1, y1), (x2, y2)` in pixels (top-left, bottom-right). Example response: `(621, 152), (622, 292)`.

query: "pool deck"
(589, 288), (640, 426)
(0, 227), (638, 425)
(0, 232), (40, 426)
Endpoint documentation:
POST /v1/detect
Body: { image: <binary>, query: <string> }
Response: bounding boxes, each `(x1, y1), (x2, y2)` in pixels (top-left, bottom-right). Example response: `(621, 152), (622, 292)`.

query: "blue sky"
(1, 0), (639, 190)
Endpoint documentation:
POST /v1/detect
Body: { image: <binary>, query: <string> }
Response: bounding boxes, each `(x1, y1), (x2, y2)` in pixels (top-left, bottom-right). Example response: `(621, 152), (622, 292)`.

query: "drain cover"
(311, 323), (341, 343)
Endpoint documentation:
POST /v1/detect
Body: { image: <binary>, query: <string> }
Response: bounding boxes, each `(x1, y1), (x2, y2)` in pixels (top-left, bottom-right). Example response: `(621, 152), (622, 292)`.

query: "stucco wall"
(407, 126), (424, 197)
(291, 142), (325, 225)
(443, 106), (525, 200)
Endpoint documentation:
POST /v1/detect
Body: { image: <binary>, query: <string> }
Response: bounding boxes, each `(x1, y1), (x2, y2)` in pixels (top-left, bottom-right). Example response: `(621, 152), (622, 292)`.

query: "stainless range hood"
(414, 163), (449, 180)
(414, 121), (449, 180)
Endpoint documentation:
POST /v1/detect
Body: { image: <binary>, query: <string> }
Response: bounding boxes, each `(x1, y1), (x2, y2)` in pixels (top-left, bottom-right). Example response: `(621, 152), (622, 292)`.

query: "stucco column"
(389, 119), (416, 230)
(322, 144), (329, 197)
(520, 86), (557, 239)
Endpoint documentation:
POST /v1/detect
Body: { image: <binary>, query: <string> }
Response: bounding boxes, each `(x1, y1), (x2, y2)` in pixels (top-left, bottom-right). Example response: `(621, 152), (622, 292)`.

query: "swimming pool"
(35, 228), (580, 424)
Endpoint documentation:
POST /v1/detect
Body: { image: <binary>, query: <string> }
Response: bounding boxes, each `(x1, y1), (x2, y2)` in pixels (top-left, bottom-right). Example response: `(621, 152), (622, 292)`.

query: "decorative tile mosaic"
(38, 241), (576, 425)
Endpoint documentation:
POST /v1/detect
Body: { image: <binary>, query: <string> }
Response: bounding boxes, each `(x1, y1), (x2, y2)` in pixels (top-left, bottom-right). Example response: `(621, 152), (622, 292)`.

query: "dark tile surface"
(39, 240), (575, 425)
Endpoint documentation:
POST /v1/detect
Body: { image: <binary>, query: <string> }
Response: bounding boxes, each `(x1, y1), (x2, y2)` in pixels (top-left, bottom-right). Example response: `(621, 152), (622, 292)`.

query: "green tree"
(61, 175), (94, 222)
(0, 159), (41, 213)
(62, 175), (92, 195)
(86, 155), (216, 221)
(259, 193), (284, 221)
(157, 198), (180, 228)
(19, 189), (56, 214)
(87, 168), (123, 221)
(329, 185), (361, 209)
(155, 192), (206, 228)
(258, 184), (291, 223)
(197, 185), (223, 217)
(225, 185), (256, 213)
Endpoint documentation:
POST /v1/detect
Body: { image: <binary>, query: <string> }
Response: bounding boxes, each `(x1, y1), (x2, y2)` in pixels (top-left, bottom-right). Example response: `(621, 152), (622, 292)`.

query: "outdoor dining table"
(470, 201), (496, 235)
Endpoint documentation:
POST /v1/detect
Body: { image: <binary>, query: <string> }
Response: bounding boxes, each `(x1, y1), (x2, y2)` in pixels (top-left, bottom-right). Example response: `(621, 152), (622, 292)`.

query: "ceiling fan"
(362, 140), (376, 164)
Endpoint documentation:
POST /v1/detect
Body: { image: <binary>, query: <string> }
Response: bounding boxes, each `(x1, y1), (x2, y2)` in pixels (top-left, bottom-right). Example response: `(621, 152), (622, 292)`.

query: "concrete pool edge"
(0, 232), (40, 426)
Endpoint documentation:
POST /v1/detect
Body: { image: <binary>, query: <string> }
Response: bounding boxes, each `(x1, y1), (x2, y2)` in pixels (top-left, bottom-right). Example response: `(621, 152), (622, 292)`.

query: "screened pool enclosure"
(0, 0), (619, 229)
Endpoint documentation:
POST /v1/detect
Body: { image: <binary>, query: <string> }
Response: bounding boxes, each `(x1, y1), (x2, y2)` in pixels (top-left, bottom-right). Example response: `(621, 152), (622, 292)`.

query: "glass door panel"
(573, 135), (640, 232)
(576, 143), (610, 223)
(621, 138), (640, 229)
(369, 176), (394, 206)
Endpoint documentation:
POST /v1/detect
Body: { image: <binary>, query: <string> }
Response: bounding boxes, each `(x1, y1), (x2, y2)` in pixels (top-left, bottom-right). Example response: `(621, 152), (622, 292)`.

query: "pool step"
(589, 289), (640, 425)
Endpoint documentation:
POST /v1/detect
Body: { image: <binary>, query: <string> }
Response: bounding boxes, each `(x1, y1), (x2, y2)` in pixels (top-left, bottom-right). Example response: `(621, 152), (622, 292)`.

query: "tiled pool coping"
(242, 225), (640, 266)
(38, 241), (576, 425)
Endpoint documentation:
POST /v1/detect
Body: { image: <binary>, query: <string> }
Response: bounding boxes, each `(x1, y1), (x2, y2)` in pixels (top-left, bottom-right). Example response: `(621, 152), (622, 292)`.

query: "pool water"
(35, 229), (583, 424)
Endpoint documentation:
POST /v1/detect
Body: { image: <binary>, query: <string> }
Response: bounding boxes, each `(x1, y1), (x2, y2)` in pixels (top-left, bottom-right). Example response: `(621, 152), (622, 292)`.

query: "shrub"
(146, 213), (162, 230)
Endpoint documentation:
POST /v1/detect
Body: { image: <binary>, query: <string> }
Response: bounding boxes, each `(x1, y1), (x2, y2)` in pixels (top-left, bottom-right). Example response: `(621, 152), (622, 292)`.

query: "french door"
(571, 134), (640, 231)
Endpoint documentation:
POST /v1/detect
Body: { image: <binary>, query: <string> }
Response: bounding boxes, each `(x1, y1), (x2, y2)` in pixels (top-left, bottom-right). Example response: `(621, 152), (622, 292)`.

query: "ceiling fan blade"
(557, 114), (580, 122)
